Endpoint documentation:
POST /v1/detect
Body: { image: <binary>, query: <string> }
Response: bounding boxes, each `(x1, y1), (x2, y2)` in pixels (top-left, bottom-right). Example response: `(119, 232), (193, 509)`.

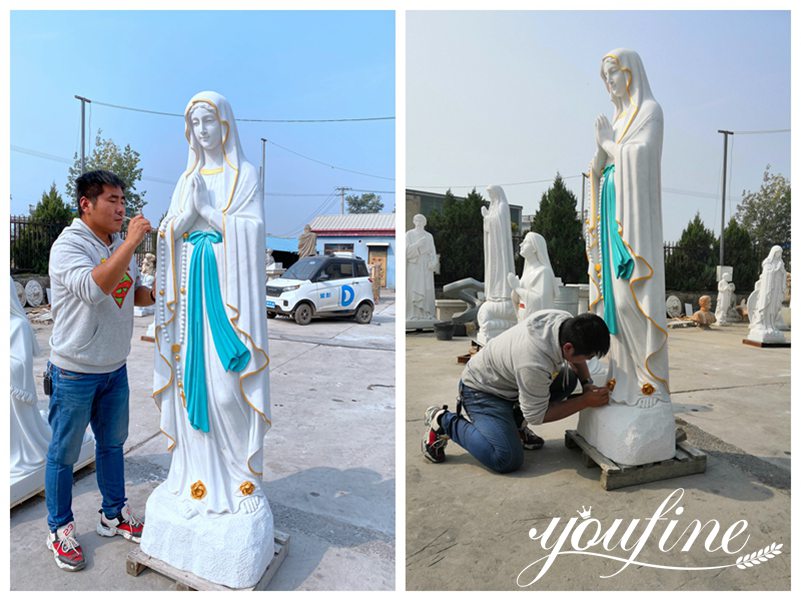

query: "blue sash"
(184, 230), (251, 432)
(600, 164), (634, 335)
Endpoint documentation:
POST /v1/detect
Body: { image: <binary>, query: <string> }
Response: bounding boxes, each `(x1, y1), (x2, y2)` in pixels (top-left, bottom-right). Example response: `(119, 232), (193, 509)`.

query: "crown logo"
(577, 505), (592, 519)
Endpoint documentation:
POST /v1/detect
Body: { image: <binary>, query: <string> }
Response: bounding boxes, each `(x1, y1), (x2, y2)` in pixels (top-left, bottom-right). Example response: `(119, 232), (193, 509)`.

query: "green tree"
(722, 217), (758, 293)
(665, 213), (717, 291)
(66, 131), (147, 217)
(11, 183), (74, 274)
(426, 188), (486, 287)
(530, 174), (588, 283)
(734, 165), (791, 270)
(346, 192), (384, 213)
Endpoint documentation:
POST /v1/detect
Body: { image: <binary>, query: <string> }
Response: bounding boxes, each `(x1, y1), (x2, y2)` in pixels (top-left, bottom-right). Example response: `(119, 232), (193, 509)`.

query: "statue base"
(577, 402), (676, 466)
(746, 327), (787, 345)
(476, 299), (516, 346)
(140, 482), (275, 589)
(11, 439), (94, 508)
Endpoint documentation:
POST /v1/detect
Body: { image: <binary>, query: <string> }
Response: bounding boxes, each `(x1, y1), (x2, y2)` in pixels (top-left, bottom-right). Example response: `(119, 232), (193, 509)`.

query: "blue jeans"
(45, 363), (129, 531)
(440, 366), (578, 474)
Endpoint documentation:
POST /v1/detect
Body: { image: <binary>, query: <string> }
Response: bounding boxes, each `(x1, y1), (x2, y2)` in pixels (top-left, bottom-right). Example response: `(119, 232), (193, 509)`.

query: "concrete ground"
(11, 291), (396, 591)
(406, 322), (791, 591)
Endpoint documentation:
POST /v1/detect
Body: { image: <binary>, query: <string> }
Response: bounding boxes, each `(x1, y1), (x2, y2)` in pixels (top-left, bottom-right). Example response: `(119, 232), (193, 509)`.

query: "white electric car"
(265, 253), (375, 325)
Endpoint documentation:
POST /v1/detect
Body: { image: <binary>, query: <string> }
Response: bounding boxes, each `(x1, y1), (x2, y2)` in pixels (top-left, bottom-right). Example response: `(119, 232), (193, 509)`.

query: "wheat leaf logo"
(735, 543), (782, 569)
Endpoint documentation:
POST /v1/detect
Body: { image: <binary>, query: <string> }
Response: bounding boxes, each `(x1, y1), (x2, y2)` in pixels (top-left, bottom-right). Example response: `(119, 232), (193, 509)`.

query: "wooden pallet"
(564, 429), (706, 491)
(126, 530), (290, 591)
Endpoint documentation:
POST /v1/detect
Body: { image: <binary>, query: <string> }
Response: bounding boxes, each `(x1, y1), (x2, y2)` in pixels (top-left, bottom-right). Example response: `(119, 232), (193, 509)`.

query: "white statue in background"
(579, 49), (675, 466)
(714, 272), (736, 325)
(477, 185), (517, 345)
(135, 253), (157, 317)
(747, 245), (787, 344)
(507, 232), (557, 322)
(143, 91), (274, 588)
(10, 277), (51, 485)
(406, 213), (437, 323)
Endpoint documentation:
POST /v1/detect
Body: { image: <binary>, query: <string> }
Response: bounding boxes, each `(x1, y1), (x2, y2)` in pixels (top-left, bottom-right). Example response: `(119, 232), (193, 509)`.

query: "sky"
(406, 10), (791, 243)
(10, 10), (395, 240)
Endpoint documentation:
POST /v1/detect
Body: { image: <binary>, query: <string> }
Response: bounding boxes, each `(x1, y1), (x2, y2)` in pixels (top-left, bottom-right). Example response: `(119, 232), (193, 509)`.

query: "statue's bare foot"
(180, 499), (200, 519)
(241, 496), (262, 514)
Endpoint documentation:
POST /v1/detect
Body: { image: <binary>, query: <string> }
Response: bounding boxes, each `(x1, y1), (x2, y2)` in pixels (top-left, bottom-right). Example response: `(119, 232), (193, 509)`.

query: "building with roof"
(405, 188), (523, 232)
(309, 213), (396, 289)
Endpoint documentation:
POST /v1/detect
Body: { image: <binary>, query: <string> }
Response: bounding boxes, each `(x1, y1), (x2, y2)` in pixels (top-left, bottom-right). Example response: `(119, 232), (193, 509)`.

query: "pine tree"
(11, 183), (75, 274)
(426, 188), (486, 287)
(530, 174), (587, 283)
(665, 213), (717, 291)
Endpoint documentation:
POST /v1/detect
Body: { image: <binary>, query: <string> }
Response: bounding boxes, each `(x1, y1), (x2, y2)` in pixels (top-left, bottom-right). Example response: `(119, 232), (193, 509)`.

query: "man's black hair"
(558, 313), (610, 358)
(76, 170), (125, 217)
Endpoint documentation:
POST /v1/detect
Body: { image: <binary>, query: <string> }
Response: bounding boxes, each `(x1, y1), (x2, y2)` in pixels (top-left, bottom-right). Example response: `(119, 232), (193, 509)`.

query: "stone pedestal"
(140, 483), (275, 589)
(435, 299), (469, 322)
(476, 299), (516, 346)
(577, 402), (676, 466)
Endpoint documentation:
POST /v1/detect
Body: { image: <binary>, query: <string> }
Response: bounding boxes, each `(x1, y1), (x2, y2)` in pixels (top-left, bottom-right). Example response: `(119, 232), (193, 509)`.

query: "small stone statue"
(746, 245), (787, 344)
(507, 231), (556, 322)
(692, 295), (717, 328)
(406, 214), (437, 323)
(135, 253), (157, 317)
(476, 185), (517, 345)
(265, 248), (275, 269)
(297, 224), (318, 258)
(714, 272), (736, 325)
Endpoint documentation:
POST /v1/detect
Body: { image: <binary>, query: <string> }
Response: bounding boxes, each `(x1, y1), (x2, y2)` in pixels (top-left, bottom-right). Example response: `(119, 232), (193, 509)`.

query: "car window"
(339, 261), (354, 277)
(283, 257), (324, 281)
(355, 262), (369, 277)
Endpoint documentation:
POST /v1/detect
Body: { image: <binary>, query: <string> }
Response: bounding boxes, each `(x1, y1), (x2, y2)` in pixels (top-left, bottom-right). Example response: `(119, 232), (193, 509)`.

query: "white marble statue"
(507, 231), (557, 322)
(406, 213), (437, 324)
(135, 253), (156, 317)
(143, 91), (274, 588)
(477, 185), (517, 345)
(746, 245), (787, 344)
(714, 272), (736, 325)
(10, 277), (93, 505)
(579, 49), (675, 466)
(10, 277), (50, 486)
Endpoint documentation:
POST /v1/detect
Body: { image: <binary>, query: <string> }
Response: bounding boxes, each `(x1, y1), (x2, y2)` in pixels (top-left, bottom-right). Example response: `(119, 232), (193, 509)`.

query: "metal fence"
(10, 216), (158, 275)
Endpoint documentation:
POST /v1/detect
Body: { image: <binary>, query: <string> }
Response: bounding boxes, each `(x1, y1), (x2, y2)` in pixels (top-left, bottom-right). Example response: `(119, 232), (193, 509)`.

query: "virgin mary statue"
(141, 91), (274, 588)
(579, 49), (675, 466)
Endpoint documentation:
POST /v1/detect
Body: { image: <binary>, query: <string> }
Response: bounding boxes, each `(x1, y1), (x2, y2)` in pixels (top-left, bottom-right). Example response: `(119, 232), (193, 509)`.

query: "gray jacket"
(48, 218), (140, 373)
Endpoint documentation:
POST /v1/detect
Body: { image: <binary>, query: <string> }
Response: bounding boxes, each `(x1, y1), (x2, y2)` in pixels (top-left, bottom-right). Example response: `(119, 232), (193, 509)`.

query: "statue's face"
(190, 105), (222, 152)
(602, 59), (628, 99)
(414, 215), (426, 228)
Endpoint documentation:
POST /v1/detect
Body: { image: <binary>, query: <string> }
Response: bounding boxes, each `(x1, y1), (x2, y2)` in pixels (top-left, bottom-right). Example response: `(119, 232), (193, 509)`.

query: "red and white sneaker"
(47, 522), (86, 571)
(422, 405), (449, 463)
(96, 504), (144, 543)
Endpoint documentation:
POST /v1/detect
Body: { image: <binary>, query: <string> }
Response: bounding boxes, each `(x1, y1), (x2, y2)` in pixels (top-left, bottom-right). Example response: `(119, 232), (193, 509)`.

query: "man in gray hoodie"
(45, 170), (154, 571)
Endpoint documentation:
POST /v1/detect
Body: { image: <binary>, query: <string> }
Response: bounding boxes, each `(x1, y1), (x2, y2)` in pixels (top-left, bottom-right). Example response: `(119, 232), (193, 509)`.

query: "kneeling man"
(422, 310), (610, 473)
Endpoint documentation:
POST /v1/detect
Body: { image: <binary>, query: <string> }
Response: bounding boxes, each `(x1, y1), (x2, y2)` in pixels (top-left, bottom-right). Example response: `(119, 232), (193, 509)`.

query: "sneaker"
(422, 405), (449, 463)
(47, 522), (86, 571)
(97, 504), (144, 543)
(519, 426), (545, 450)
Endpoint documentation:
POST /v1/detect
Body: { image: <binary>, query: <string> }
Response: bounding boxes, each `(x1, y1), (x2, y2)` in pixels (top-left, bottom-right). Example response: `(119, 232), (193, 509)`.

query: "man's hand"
(583, 385), (610, 407)
(125, 215), (152, 248)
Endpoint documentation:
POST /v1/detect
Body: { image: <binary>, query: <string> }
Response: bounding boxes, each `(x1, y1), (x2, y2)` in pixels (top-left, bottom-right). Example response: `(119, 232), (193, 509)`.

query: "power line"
(267, 140), (394, 181)
(90, 99), (393, 123)
(731, 128), (790, 135)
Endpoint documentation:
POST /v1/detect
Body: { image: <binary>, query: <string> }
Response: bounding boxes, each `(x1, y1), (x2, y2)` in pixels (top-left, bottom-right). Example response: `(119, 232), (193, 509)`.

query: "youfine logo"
(517, 488), (783, 587)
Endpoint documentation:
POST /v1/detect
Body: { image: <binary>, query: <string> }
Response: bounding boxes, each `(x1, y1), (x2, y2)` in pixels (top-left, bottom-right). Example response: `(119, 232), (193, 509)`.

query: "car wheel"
(267, 310), (276, 319)
(294, 302), (313, 326)
(354, 302), (373, 324)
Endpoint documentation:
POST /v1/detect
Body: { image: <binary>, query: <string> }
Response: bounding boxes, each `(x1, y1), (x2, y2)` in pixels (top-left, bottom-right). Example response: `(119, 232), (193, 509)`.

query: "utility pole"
(260, 137), (267, 205)
(75, 95), (92, 174)
(336, 186), (352, 215)
(717, 129), (734, 266)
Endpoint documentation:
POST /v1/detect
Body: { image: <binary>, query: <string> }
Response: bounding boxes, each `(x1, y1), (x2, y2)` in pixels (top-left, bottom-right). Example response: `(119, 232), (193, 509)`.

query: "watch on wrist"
(581, 377), (593, 387)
